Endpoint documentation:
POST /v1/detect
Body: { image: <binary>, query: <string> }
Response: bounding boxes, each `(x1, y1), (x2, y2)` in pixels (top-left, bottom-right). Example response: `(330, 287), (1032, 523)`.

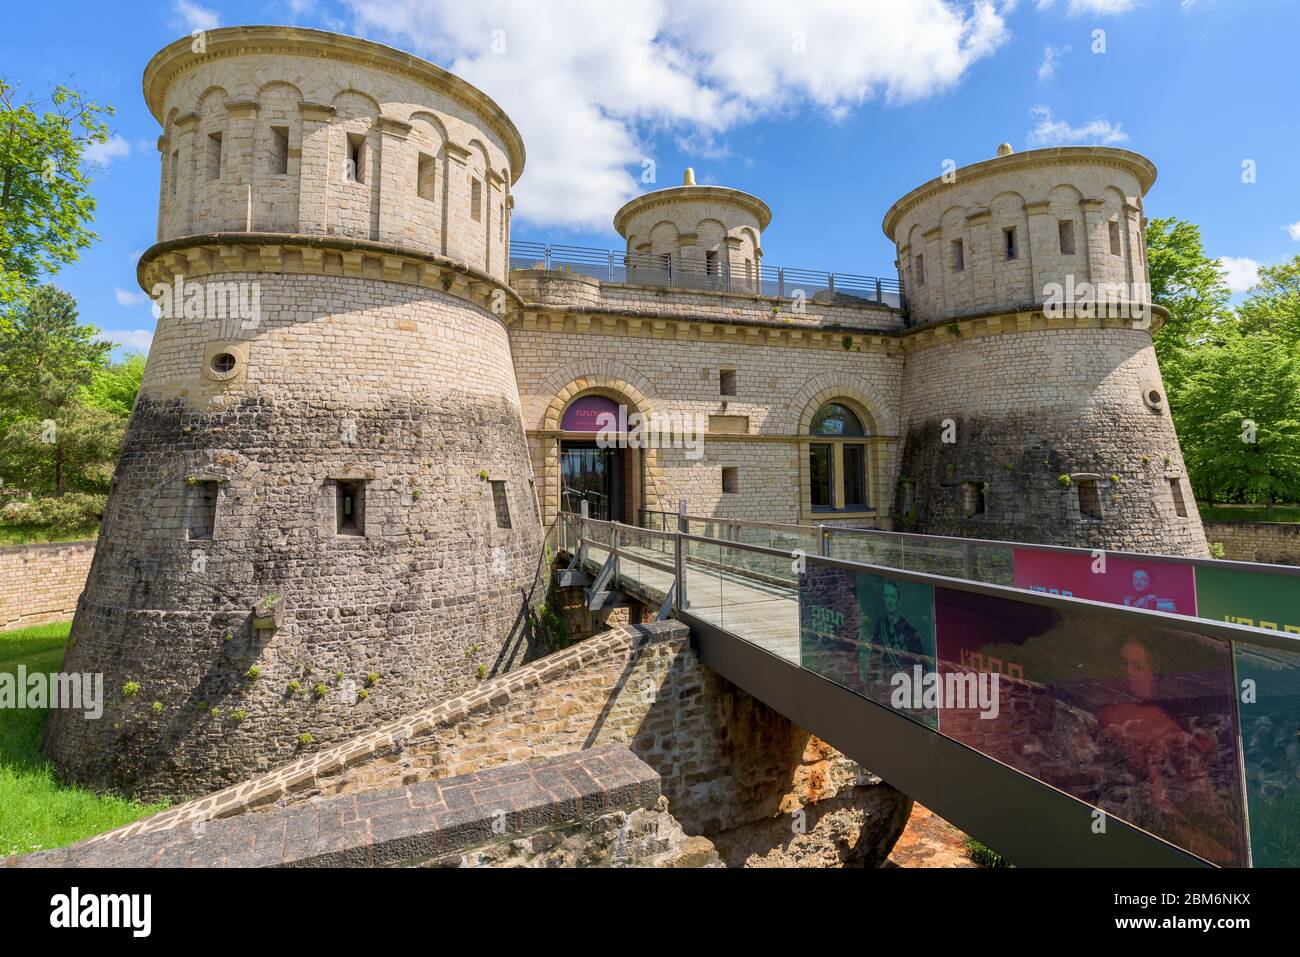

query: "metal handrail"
(510, 239), (903, 307)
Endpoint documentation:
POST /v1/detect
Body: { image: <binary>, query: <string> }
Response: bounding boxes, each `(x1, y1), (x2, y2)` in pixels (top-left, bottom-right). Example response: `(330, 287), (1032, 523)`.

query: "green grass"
(0, 524), (98, 546)
(1198, 503), (1300, 524)
(0, 620), (165, 857)
(963, 836), (1012, 868)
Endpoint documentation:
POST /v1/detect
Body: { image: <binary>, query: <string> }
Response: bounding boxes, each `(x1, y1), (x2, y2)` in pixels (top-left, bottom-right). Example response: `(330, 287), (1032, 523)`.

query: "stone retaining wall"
(1203, 521), (1300, 566)
(75, 620), (910, 866)
(10, 746), (719, 868)
(0, 540), (94, 631)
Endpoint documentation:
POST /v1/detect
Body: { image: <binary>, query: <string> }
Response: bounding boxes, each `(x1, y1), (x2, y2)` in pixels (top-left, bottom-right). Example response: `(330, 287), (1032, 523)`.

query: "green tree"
(1237, 255), (1300, 345)
(85, 352), (145, 418)
(0, 284), (119, 497)
(0, 81), (113, 310)
(1176, 331), (1300, 514)
(1145, 217), (1234, 398)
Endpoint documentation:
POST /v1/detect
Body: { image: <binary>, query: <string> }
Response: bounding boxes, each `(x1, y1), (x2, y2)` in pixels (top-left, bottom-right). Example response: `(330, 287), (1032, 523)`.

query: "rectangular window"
(417, 152), (436, 201)
(490, 480), (511, 528)
(1109, 219), (1122, 256)
(470, 177), (482, 221)
(206, 132), (222, 181)
(1058, 219), (1075, 255)
(1077, 479), (1102, 520)
(810, 444), (834, 510)
(499, 205), (505, 243)
(843, 445), (867, 510)
(336, 480), (365, 535)
(169, 149), (179, 196)
(915, 254), (925, 286)
(901, 479), (917, 516)
(345, 132), (365, 183)
(269, 126), (289, 175)
(1169, 478), (1188, 517)
(950, 239), (964, 272)
(1004, 226), (1018, 260)
(719, 368), (737, 396)
(187, 481), (219, 541)
(706, 249), (719, 276)
(721, 467), (739, 495)
(963, 480), (986, 518)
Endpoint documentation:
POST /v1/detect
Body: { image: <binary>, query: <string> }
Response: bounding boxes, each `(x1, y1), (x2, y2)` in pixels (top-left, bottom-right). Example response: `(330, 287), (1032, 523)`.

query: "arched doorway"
(559, 395), (630, 522)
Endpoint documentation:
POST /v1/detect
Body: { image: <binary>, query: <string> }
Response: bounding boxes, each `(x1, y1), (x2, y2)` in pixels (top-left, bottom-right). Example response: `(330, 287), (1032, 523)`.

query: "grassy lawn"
(1199, 503), (1300, 524)
(0, 524), (99, 546)
(0, 620), (165, 857)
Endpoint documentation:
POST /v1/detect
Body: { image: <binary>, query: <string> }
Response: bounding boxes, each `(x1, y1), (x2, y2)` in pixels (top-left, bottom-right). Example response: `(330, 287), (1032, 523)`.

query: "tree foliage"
(85, 352), (145, 418)
(0, 81), (113, 310)
(1237, 256), (1300, 345)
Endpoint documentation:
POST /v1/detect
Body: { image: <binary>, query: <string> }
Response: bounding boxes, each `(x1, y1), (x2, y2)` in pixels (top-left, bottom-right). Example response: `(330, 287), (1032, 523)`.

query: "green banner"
(1195, 566), (1300, 636)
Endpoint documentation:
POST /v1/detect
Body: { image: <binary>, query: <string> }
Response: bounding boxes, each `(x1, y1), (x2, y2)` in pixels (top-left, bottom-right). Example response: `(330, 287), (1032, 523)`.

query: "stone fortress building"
(45, 25), (1206, 800)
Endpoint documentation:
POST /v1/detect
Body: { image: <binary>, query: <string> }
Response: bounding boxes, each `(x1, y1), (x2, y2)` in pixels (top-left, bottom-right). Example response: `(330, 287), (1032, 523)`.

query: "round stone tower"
(613, 167), (771, 291)
(884, 145), (1208, 556)
(45, 26), (543, 798)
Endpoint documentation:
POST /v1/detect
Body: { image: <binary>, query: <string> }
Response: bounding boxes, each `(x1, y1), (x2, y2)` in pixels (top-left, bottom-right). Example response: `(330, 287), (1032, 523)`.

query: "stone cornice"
(899, 302), (1169, 351)
(613, 185), (773, 236)
(136, 232), (524, 318)
(142, 26), (525, 181)
(882, 147), (1157, 239)
(513, 306), (904, 357)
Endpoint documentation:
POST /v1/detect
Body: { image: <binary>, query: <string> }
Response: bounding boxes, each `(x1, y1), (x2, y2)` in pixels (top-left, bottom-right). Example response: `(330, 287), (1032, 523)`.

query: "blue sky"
(3, 0), (1298, 356)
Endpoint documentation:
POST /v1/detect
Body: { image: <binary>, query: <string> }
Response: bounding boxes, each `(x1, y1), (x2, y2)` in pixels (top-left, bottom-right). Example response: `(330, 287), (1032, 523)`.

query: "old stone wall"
(0, 541), (95, 631)
(896, 319), (1208, 556)
(45, 271), (544, 801)
(1204, 521), (1300, 566)
(81, 622), (911, 866)
(10, 746), (722, 868)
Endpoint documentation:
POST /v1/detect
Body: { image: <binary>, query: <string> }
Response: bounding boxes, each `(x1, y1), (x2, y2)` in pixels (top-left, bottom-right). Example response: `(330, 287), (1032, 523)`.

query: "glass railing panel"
(799, 561), (939, 728)
(827, 528), (904, 570)
(715, 542), (800, 663)
(931, 585), (1248, 866)
(1234, 642), (1300, 866)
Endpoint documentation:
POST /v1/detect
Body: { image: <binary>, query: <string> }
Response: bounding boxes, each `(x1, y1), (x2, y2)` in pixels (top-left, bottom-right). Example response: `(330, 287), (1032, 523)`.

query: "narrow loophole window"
(345, 132), (365, 183)
(1169, 478), (1187, 518)
(187, 481), (219, 541)
(470, 177), (482, 222)
(269, 126), (289, 174)
(170, 149), (179, 195)
(206, 132), (222, 181)
(337, 480), (365, 535)
(915, 254), (925, 285)
(719, 368), (737, 396)
(491, 480), (511, 528)
(950, 239), (964, 272)
(1077, 479), (1102, 520)
(1058, 220), (1075, 255)
(964, 481), (986, 518)
(1109, 219), (1122, 256)
(721, 467), (739, 495)
(1004, 226), (1018, 260)
(417, 152), (436, 201)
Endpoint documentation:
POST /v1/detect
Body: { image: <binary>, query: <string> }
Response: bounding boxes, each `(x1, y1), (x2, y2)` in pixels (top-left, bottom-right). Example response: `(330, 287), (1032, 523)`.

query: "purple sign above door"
(561, 395), (620, 432)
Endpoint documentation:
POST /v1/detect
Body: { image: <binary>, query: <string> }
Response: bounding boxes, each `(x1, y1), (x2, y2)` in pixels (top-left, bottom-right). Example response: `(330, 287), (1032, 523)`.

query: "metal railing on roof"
(509, 239), (904, 309)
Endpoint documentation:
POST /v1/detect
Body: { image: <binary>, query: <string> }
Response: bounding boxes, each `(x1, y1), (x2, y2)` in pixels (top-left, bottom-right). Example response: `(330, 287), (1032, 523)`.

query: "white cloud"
(1218, 256), (1260, 294)
(101, 329), (155, 352)
(1027, 105), (1128, 146)
(114, 287), (149, 307)
(1037, 44), (1070, 81)
(1036, 0), (1139, 13)
(1285, 221), (1300, 241)
(344, 0), (1011, 229)
(84, 134), (133, 168)
(172, 0), (220, 33)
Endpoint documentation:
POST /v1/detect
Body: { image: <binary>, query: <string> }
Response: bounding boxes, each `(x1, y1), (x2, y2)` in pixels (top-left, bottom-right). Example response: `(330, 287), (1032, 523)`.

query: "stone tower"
(884, 145), (1208, 556)
(613, 167), (771, 291)
(45, 27), (544, 798)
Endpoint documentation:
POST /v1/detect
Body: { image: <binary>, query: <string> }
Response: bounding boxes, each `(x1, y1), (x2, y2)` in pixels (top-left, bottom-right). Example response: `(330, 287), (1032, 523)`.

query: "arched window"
(809, 402), (869, 512)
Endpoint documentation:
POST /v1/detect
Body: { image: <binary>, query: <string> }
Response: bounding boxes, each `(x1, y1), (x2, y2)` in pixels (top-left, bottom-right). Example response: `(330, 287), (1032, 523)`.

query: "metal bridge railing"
(510, 239), (904, 309)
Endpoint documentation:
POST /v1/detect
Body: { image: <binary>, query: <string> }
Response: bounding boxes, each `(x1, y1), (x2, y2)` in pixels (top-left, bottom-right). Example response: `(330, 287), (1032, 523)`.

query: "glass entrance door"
(560, 442), (622, 521)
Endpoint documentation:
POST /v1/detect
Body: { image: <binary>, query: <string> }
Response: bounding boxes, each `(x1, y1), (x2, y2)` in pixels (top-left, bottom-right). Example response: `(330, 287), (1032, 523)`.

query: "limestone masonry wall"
(1203, 521), (1300, 566)
(82, 622), (911, 866)
(0, 541), (94, 631)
